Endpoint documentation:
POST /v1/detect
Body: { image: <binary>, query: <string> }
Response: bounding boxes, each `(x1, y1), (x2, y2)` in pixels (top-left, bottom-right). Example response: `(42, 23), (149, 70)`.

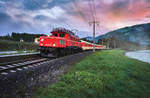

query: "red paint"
(39, 28), (105, 50)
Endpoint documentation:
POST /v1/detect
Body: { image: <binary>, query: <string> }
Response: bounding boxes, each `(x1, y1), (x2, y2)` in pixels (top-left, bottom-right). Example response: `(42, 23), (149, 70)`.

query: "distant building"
(20, 38), (24, 42)
(34, 38), (40, 44)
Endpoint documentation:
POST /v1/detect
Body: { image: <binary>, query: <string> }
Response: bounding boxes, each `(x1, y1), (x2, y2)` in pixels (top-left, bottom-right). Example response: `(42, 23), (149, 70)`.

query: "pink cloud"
(67, 0), (150, 35)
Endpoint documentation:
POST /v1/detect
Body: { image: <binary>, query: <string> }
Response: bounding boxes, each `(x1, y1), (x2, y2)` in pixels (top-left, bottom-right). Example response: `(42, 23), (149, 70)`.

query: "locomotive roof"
(51, 28), (79, 38)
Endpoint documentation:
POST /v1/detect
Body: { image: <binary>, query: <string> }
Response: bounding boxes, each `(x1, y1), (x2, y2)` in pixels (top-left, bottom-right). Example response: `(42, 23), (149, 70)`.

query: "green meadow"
(36, 50), (150, 98)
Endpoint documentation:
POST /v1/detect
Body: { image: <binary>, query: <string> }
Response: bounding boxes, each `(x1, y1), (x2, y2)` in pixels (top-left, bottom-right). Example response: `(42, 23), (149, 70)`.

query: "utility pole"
(89, 20), (99, 52)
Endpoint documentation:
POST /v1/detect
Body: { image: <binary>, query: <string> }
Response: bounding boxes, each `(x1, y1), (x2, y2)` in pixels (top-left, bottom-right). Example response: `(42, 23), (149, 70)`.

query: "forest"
(0, 32), (45, 42)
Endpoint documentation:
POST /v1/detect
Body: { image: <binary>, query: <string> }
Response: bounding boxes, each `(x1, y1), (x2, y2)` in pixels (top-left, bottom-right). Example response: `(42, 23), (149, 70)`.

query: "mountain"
(80, 36), (93, 42)
(96, 23), (150, 45)
(83, 36), (93, 41)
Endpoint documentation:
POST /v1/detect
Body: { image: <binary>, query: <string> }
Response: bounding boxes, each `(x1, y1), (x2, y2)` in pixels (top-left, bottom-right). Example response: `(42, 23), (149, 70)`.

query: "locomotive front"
(39, 28), (82, 57)
(39, 28), (67, 57)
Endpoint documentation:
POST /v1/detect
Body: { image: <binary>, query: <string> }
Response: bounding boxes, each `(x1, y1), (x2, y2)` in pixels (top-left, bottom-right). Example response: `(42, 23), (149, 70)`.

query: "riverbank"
(36, 49), (150, 98)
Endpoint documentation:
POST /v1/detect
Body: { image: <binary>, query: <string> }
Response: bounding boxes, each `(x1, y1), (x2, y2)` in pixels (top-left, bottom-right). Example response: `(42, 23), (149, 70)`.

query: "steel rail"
(0, 58), (49, 74)
(0, 57), (42, 66)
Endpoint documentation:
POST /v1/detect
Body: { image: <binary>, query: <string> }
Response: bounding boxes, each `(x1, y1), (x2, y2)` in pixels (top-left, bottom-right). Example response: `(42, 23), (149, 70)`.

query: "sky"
(0, 0), (150, 37)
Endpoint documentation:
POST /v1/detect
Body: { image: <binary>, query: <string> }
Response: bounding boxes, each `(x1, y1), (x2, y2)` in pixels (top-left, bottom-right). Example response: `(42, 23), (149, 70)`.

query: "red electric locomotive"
(39, 28), (106, 57)
(39, 28), (82, 57)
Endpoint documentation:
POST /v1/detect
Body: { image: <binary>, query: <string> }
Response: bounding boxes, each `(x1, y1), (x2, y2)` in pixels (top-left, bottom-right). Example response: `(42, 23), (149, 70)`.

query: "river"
(126, 50), (150, 64)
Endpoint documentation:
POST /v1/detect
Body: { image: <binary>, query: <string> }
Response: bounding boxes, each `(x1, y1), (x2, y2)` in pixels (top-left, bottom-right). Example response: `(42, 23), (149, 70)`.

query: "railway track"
(0, 51), (81, 75)
(0, 53), (40, 64)
(0, 50), (101, 76)
(0, 57), (42, 66)
(0, 57), (52, 75)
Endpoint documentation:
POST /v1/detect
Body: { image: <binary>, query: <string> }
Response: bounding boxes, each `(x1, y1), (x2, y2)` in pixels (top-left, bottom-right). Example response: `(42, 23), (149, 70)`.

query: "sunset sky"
(0, 0), (150, 37)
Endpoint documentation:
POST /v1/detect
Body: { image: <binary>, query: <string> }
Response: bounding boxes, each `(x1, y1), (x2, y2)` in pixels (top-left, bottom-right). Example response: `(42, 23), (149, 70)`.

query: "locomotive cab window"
(53, 33), (58, 37)
(60, 33), (65, 37)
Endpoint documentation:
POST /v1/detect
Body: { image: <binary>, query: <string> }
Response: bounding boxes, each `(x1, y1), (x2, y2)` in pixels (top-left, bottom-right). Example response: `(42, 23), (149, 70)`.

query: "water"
(0, 51), (39, 57)
(0, 51), (28, 54)
(126, 50), (150, 64)
(0, 51), (18, 54)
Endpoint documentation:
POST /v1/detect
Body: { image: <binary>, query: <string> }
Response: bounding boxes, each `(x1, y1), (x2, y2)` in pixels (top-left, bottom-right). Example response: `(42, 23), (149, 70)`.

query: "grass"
(36, 50), (150, 98)
(0, 40), (38, 51)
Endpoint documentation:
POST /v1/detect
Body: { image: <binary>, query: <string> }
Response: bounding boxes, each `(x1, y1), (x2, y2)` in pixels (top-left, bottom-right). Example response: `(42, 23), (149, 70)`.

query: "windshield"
(53, 33), (58, 37)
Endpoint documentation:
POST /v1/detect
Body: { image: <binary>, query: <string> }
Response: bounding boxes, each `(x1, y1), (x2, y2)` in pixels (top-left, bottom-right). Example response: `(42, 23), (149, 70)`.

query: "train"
(39, 28), (106, 57)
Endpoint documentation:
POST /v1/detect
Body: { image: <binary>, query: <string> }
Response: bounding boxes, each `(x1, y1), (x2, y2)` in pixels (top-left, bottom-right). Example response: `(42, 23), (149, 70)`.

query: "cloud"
(0, 0), (88, 35)
(34, 15), (49, 21)
(0, 12), (11, 23)
(0, 12), (33, 34)
(0, 0), (150, 37)
(146, 15), (150, 18)
(0, 0), (5, 4)
(102, 0), (114, 4)
(32, 6), (65, 19)
(0, 12), (22, 29)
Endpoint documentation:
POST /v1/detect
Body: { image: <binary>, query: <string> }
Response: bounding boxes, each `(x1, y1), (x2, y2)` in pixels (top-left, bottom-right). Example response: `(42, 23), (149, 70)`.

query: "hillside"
(80, 36), (93, 43)
(96, 23), (150, 45)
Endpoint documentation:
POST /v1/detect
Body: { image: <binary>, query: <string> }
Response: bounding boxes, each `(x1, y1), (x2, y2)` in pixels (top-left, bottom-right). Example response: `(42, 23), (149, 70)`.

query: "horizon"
(1, 22), (148, 38)
(0, 0), (150, 37)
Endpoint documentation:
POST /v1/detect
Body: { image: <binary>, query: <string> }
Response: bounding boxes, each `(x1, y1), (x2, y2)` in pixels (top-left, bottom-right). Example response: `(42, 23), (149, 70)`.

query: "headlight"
(53, 43), (56, 46)
(41, 38), (44, 42)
